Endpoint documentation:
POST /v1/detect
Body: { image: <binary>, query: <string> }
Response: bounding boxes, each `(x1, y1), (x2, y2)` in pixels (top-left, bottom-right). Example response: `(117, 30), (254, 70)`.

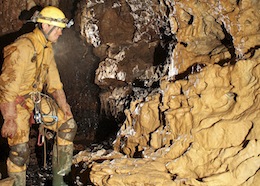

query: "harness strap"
(19, 36), (46, 90)
(15, 95), (35, 125)
(15, 95), (29, 109)
(46, 26), (57, 39)
(20, 37), (37, 63)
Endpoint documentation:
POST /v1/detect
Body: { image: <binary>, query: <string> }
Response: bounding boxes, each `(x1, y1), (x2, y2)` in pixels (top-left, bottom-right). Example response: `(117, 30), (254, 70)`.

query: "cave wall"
(0, 0), (260, 185)
(0, 0), (60, 36)
(75, 0), (260, 185)
(77, 0), (174, 120)
(77, 0), (260, 120)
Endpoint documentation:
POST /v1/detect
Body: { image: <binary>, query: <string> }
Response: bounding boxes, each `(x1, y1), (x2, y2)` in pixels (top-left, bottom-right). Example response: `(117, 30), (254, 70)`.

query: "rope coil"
(30, 91), (59, 168)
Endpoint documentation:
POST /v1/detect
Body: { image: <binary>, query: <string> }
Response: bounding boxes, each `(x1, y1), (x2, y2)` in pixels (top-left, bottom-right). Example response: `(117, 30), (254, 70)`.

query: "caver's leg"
(41, 96), (77, 186)
(7, 105), (31, 186)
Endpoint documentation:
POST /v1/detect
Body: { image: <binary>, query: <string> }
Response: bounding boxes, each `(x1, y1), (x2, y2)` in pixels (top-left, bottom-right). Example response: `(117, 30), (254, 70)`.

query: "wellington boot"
(52, 173), (68, 186)
(8, 171), (26, 186)
(52, 144), (73, 186)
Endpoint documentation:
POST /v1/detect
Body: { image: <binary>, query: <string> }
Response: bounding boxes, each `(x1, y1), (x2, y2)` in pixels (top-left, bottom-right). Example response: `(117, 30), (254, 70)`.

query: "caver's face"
(42, 23), (63, 43)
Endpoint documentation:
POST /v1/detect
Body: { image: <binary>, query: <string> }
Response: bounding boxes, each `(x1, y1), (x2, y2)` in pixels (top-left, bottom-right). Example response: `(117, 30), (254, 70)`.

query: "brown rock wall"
(77, 0), (169, 118)
(85, 58), (260, 186)
(75, 0), (260, 185)
(0, 0), (60, 36)
(3, 0), (259, 185)
(0, 0), (26, 35)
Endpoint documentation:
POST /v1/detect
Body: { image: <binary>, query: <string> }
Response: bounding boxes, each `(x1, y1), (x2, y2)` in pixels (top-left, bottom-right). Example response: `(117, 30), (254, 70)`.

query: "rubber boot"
(8, 171), (26, 186)
(52, 144), (73, 186)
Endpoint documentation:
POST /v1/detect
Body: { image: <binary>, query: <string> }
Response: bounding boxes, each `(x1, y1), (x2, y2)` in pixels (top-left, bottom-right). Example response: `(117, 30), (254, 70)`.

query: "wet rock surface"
(75, 0), (260, 185)
(0, 0), (260, 185)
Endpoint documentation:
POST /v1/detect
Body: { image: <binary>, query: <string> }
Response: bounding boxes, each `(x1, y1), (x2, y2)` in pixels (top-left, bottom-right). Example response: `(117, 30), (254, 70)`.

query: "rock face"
(77, 0), (172, 119)
(0, 0), (60, 36)
(1, 0), (260, 185)
(75, 0), (260, 185)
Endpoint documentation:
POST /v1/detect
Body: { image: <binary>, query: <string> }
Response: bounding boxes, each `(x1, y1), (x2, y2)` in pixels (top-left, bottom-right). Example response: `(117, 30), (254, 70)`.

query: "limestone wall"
(1, 0), (259, 185)
(75, 0), (260, 185)
(0, 0), (60, 36)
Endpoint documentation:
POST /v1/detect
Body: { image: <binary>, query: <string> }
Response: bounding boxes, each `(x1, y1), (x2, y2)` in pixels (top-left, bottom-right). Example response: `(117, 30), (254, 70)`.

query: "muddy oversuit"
(0, 20), (77, 186)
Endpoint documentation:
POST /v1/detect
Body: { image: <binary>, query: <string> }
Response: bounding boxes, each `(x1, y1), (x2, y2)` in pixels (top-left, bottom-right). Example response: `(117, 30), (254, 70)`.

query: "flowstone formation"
(75, 0), (260, 185)
(75, 58), (260, 185)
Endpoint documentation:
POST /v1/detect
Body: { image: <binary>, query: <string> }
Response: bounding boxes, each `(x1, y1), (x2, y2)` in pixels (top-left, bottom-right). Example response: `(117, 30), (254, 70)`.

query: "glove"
(0, 102), (17, 138)
(52, 89), (73, 119)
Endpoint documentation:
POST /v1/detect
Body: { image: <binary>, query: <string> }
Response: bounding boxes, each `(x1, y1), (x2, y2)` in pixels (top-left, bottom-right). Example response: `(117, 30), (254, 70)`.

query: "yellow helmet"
(36, 6), (68, 28)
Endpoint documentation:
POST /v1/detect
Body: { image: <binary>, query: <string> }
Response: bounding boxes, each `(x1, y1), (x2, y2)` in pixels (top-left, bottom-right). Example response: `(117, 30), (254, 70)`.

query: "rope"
(43, 129), (47, 169)
(31, 92), (59, 170)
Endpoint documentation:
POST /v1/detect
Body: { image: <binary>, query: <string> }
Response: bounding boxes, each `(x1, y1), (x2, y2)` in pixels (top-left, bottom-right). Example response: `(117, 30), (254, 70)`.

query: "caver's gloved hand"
(52, 89), (72, 119)
(0, 102), (17, 138)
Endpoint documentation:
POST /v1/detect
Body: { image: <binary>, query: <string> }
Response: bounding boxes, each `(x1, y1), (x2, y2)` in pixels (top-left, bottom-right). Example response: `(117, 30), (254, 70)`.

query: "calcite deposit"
(75, 0), (260, 185)
(0, 0), (260, 185)
(79, 58), (260, 186)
